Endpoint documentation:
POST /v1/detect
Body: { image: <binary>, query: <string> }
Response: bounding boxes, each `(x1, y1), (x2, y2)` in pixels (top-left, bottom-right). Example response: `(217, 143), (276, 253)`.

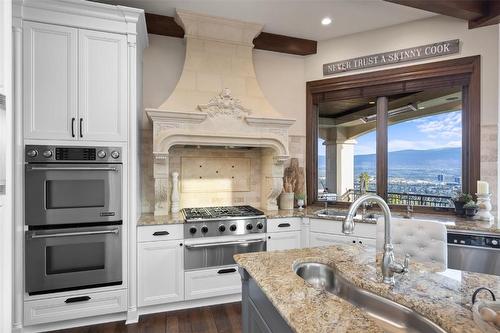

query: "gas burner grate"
(182, 205), (264, 221)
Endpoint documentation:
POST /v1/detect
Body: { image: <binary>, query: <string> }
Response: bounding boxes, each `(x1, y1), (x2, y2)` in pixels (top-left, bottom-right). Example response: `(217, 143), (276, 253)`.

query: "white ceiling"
(93, 0), (437, 41)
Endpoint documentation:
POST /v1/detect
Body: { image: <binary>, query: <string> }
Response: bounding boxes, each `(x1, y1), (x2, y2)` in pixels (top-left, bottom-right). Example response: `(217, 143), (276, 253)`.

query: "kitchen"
(1, 0), (500, 332)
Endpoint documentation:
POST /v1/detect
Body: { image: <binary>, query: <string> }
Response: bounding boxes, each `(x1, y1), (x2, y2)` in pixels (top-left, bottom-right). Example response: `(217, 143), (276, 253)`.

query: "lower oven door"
(184, 234), (266, 270)
(25, 224), (122, 295)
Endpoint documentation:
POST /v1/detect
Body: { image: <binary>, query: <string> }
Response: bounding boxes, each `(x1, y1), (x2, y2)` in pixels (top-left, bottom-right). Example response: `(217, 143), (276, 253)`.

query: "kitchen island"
(234, 245), (500, 333)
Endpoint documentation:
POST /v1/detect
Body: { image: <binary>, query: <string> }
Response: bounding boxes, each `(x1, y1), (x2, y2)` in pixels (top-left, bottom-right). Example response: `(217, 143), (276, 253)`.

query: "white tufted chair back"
(376, 217), (448, 270)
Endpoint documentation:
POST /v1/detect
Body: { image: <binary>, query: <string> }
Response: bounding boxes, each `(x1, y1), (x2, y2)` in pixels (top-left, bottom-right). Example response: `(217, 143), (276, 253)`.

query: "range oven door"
(25, 163), (122, 226)
(184, 234), (266, 270)
(25, 224), (122, 295)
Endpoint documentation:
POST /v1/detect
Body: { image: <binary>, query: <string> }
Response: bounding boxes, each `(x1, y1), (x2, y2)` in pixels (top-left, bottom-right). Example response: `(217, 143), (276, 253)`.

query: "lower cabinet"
(310, 232), (375, 247)
(267, 231), (301, 251)
(138, 240), (184, 307)
(24, 289), (127, 326)
(185, 266), (241, 300)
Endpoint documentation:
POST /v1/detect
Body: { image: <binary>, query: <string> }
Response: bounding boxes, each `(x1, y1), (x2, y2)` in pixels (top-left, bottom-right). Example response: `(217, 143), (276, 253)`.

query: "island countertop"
(234, 245), (500, 333)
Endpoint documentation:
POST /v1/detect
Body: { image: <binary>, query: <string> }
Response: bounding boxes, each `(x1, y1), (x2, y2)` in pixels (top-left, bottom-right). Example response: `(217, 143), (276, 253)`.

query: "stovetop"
(182, 205), (265, 222)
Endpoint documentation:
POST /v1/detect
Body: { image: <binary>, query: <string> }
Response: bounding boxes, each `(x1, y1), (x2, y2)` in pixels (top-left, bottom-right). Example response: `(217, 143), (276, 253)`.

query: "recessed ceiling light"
(321, 17), (332, 26)
(418, 106), (425, 110)
(368, 101), (375, 105)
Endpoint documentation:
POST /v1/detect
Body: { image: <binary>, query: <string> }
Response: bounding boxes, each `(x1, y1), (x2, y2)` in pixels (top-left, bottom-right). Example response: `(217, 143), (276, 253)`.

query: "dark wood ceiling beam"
(145, 13), (317, 56)
(384, 0), (500, 29)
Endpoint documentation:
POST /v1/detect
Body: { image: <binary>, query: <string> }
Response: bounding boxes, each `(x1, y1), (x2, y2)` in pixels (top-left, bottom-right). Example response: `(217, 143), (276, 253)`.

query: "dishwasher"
(448, 231), (500, 276)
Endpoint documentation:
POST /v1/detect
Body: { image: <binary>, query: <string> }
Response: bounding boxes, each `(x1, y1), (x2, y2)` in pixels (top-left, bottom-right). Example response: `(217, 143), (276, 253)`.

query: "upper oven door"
(25, 163), (122, 226)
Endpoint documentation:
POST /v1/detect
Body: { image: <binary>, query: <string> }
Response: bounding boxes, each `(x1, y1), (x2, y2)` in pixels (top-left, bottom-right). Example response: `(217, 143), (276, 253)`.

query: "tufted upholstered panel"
(376, 217), (447, 270)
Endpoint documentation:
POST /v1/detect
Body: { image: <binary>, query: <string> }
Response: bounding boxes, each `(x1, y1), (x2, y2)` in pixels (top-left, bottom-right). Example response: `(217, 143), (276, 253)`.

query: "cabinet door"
(78, 29), (127, 141)
(138, 240), (184, 307)
(23, 21), (78, 140)
(267, 231), (301, 251)
(310, 232), (352, 247)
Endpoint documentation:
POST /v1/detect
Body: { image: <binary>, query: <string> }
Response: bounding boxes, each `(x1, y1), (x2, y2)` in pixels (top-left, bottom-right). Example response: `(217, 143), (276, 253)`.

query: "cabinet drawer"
(310, 219), (375, 239)
(267, 218), (301, 233)
(24, 289), (126, 326)
(138, 224), (183, 242)
(185, 266), (241, 300)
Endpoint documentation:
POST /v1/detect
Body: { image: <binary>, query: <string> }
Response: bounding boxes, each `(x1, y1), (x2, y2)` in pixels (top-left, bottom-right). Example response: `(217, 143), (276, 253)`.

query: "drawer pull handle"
(153, 231), (170, 236)
(65, 296), (91, 303)
(217, 268), (237, 274)
(278, 223), (291, 228)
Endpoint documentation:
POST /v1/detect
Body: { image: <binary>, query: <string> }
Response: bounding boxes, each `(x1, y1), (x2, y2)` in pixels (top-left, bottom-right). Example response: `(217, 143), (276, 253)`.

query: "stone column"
(261, 148), (287, 211)
(153, 152), (170, 216)
(324, 139), (357, 197)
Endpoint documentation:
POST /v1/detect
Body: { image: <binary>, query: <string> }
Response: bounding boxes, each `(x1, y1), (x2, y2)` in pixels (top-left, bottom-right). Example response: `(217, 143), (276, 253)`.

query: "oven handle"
(29, 229), (120, 239)
(26, 166), (119, 172)
(185, 238), (265, 249)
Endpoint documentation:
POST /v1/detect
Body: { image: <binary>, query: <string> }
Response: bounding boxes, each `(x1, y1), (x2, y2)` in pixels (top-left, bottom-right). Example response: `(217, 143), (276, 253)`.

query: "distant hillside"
(318, 147), (461, 170)
(355, 147), (461, 169)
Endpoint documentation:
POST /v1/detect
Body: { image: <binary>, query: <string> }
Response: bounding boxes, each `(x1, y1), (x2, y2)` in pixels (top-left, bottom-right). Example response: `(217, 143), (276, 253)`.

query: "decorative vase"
(279, 192), (294, 210)
(453, 201), (465, 216)
(297, 199), (305, 210)
(465, 208), (478, 218)
(475, 193), (494, 223)
(171, 172), (180, 213)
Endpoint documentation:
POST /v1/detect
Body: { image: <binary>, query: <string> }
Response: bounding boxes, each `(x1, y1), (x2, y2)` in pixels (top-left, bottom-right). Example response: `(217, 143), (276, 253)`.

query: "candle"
(477, 180), (489, 195)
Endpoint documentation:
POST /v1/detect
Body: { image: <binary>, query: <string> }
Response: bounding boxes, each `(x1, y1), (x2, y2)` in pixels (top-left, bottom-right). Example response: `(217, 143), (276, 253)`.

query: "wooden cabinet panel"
(23, 21), (78, 140)
(138, 240), (184, 307)
(267, 231), (301, 251)
(78, 29), (127, 141)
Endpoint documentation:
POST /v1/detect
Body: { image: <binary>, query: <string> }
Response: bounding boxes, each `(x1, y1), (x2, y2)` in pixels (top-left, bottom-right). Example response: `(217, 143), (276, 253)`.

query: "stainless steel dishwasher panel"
(448, 232), (500, 276)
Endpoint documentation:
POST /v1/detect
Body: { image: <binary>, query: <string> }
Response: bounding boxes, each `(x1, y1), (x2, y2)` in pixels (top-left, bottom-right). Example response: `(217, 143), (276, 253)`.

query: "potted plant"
(295, 193), (305, 210)
(463, 201), (479, 218)
(452, 192), (473, 216)
(359, 172), (370, 194)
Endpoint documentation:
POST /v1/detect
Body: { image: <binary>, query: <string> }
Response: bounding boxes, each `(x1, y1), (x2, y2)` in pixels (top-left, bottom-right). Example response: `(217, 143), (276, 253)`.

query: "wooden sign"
(323, 39), (459, 76)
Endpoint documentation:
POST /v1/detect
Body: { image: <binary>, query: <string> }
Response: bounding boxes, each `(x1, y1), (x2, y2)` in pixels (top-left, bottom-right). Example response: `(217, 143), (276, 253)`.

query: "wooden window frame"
(306, 56), (481, 213)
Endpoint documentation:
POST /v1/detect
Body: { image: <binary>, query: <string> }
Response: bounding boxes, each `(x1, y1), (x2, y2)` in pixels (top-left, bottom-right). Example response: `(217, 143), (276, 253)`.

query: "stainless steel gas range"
(182, 206), (267, 270)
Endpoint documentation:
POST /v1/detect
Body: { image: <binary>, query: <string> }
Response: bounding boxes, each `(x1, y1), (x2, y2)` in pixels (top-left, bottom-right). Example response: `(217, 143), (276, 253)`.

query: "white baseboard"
(19, 312), (126, 333)
(125, 307), (139, 324)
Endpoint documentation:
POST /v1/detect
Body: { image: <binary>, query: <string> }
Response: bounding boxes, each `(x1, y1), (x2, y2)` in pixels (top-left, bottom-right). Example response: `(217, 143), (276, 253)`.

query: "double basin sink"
(293, 262), (446, 333)
(315, 208), (378, 223)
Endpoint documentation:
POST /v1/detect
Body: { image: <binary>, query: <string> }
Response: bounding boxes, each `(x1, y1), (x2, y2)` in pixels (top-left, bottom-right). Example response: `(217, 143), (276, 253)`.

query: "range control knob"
(256, 223), (264, 230)
(201, 226), (209, 233)
(492, 239), (499, 246)
(97, 150), (107, 158)
(111, 151), (120, 159)
(246, 224), (253, 231)
(218, 225), (226, 232)
(189, 227), (197, 234)
(229, 224), (237, 231)
(42, 150), (53, 158)
(27, 150), (38, 158)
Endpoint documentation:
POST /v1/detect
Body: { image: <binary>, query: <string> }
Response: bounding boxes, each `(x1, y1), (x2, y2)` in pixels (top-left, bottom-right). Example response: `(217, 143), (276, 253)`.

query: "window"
(315, 87), (464, 209)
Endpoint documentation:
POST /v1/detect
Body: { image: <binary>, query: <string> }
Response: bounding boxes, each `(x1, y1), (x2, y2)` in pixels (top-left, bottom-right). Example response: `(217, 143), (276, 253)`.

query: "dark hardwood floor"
(52, 302), (242, 333)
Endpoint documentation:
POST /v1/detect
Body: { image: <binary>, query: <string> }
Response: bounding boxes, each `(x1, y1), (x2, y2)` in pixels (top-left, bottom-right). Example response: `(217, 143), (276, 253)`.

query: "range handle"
(185, 238), (265, 249)
(29, 229), (119, 239)
(26, 166), (119, 172)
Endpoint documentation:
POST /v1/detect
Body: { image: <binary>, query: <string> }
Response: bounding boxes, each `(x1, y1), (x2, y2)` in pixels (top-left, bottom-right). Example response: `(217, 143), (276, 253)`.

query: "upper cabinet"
(78, 30), (127, 141)
(23, 23), (128, 142)
(23, 22), (78, 141)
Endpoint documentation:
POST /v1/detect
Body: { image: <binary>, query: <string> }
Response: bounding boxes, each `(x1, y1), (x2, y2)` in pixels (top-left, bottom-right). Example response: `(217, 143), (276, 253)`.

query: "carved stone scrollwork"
(198, 88), (251, 119)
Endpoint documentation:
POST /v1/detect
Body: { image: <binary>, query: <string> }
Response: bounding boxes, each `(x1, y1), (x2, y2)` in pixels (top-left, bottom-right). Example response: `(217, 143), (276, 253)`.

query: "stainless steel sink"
(293, 262), (446, 333)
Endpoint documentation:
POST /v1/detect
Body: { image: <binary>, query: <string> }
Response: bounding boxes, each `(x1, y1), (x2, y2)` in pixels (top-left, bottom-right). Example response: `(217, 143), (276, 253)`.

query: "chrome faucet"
(343, 194), (409, 284)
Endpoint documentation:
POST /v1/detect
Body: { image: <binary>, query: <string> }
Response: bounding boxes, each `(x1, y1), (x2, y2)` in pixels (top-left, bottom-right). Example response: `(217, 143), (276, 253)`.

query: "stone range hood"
(146, 10), (295, 215)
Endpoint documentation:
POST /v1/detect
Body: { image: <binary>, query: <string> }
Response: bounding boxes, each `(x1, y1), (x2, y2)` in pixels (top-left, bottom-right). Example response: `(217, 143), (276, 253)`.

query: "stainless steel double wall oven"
(25, 145), (123, 295)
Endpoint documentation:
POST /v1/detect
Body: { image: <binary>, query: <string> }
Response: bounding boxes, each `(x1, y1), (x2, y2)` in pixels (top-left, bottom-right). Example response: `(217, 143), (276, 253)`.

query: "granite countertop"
(234, 245), (500, 333)
(138, 206), (500, 234)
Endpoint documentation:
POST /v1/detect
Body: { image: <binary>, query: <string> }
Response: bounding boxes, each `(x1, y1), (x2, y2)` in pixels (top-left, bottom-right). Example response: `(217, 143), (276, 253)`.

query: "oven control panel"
(25, 145), (122, 163)
(184, 218), (266, 238)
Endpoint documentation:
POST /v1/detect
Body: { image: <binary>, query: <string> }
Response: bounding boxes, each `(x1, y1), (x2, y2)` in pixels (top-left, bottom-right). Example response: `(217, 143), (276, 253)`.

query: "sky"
(318, 110), (462, 156)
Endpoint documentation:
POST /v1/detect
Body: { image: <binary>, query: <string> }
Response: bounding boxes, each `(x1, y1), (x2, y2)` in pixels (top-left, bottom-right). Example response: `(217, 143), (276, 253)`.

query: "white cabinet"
(184, 266), (241, 300)
(266, 218), (301, 252)
(23, 21), (78, 140)
(267, 231), (301, 251)
(23, 22), (127, 142)
(138, 240), (184, 307)
(78, 29), (127, 141)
